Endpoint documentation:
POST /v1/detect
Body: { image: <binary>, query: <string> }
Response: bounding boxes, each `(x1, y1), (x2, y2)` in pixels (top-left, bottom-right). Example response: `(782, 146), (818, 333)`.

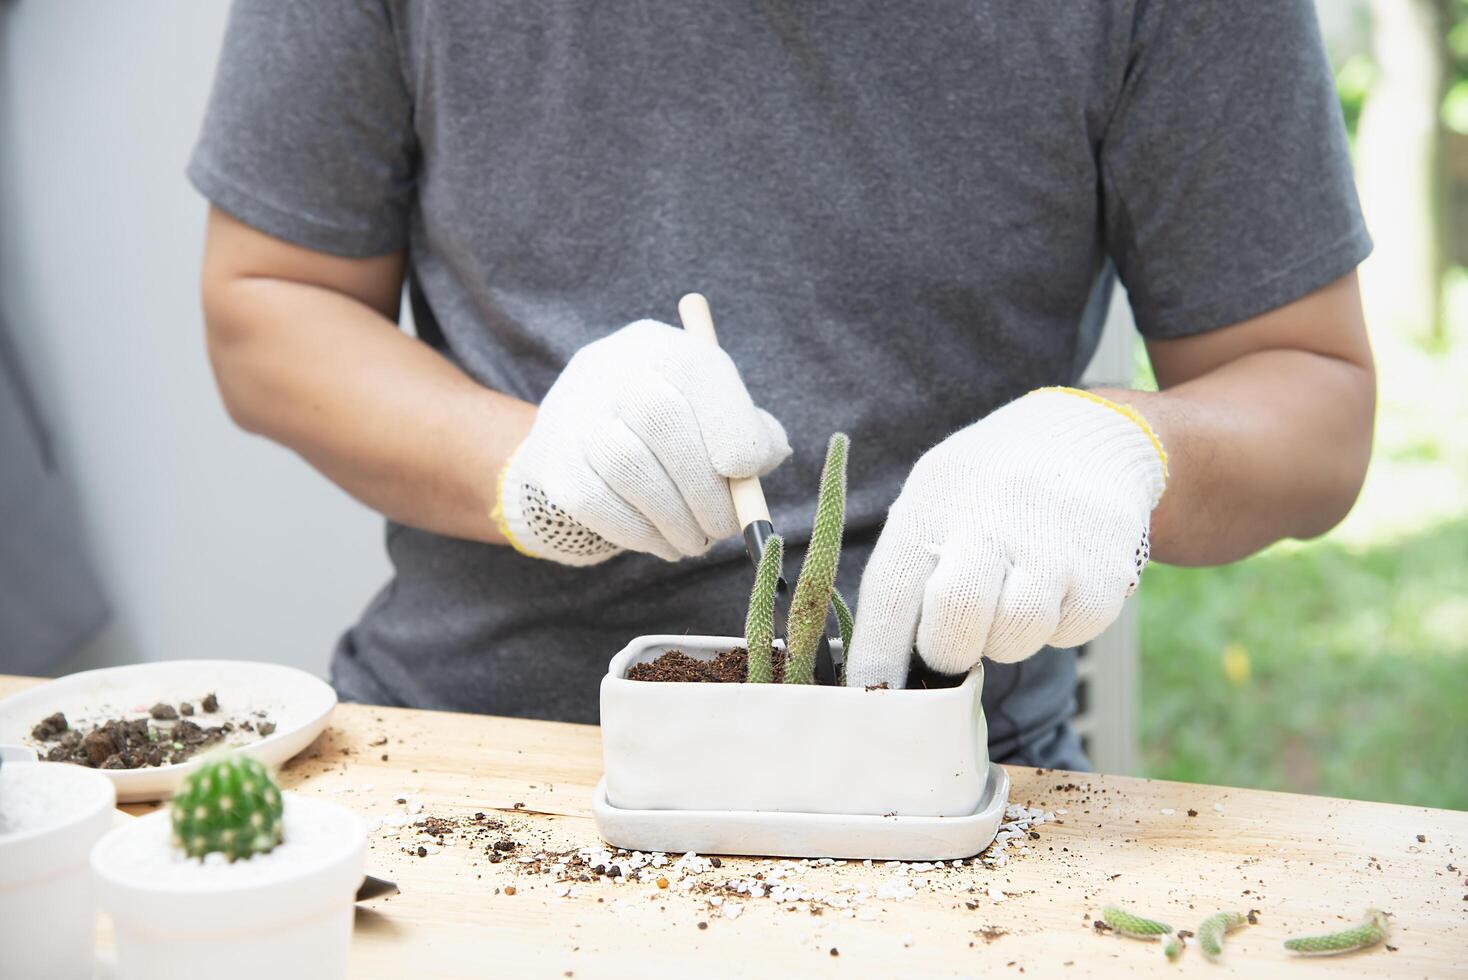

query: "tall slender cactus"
(744, 534), (784, 683)
(785, 433), (848, 684)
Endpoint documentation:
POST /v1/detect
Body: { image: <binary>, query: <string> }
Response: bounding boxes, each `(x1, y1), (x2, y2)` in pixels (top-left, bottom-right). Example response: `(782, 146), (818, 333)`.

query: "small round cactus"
(171, 755), (283, 861)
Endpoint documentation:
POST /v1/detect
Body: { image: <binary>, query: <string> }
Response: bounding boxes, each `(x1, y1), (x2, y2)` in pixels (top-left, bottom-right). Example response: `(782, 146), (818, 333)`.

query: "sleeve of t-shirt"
(187, 0), (415, 257)
(1099, 0), (1372, 339)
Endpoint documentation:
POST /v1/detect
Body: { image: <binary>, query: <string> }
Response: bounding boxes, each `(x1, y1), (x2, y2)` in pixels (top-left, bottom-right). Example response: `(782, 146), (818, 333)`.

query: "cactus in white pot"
(91, 753), (367, 980)
(741, 433), (849, 684)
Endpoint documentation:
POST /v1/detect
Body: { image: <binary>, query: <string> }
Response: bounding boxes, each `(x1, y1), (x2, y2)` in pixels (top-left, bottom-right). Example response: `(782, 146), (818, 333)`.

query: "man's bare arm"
(1096, 272), (1375, 567)
(201, 207), (534, 543)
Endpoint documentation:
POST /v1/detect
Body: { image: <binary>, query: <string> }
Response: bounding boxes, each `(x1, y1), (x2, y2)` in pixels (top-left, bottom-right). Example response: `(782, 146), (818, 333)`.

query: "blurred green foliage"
(1136, 2), (1468, 812)
(1335, 1), (1468, 135)
(1140, 523), (1468, 810)
(1446, 0), (1468, 132)
(1335, 53), (1377, 139)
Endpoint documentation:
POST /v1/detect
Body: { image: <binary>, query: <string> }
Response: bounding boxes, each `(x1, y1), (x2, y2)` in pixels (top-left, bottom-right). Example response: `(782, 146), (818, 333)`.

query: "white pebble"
(724, 903), (743, 920)
(1160, 808), (1175, 816)
(877, 881), (916, 901)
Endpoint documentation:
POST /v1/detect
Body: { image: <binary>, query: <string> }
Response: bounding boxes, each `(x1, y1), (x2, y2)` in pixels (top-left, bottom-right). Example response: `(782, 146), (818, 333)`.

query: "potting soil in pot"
(627, 648), (780, 683)
(628, 648), (965, 689)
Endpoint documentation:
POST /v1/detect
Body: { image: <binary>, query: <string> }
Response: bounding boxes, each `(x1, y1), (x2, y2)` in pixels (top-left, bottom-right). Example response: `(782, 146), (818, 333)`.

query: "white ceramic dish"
(92, 792), (366, 980)
(0, 660), (336, 803)
(593, 764), (1010, 861)
(601, 635), (987, 817)
(1, 761), (116, 980)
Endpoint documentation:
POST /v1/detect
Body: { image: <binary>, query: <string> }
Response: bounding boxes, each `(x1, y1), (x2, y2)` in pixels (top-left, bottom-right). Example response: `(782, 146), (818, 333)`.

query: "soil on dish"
(28, 694), (277, 770)
(628, 648), (965, 688)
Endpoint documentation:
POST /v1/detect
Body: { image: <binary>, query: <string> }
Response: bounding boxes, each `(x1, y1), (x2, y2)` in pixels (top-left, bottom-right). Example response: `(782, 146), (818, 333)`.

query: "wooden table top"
(3, 674), (1464, 977)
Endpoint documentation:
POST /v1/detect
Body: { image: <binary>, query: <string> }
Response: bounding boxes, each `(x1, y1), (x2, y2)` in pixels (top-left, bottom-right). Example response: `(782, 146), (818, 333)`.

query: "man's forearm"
(1095, 347), (1374, 566)
(206, 275), (533, 544)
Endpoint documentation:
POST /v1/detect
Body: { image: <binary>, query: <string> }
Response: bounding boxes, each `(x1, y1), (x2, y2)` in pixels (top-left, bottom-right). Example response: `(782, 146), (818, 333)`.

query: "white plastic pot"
(0, 761), (117, 980)
(601, 635), (987, 817)
(91, 792), (366, 980)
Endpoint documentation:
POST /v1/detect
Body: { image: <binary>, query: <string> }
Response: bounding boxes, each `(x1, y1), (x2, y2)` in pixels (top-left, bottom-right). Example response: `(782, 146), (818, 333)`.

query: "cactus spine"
(171, 754), (283, 862)
(744, 535), (784, 683)
(784, 433), (848, 684)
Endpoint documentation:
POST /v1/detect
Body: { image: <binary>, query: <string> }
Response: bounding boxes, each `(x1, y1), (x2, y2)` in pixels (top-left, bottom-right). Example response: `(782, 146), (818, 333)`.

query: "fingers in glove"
(753, 409), (792, 476)
(915, 534), (1006, 676)
(615, 373), (740, 540)
(543, 470), (682, 562)
(583, 418), (710, 558)
(844, 509), (937, 689)
(659, 336), (791, 479)
(981, 562), (1065, 664)
(1050, 559), (1131, 649)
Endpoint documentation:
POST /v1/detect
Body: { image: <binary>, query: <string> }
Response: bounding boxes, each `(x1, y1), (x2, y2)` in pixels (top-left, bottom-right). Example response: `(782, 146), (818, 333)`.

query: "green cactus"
(171, 755), (283, 861)
(744, 534), (784, 683)
(831, 588), (854, 685)
(1102, 905), (1173, 939)
(1284, 909), (1389, 955)
(784, 433), (849, 685)
(831, 589), (854, 661)
(1197, 911), (1246, 961)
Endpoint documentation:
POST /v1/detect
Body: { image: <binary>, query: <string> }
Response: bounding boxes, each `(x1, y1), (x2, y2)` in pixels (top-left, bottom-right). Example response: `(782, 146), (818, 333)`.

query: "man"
(193, 1), (1374, 770)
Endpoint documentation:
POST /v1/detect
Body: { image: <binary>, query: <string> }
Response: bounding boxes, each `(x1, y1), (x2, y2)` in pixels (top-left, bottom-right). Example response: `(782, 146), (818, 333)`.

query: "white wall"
(0, 0), (393, 678)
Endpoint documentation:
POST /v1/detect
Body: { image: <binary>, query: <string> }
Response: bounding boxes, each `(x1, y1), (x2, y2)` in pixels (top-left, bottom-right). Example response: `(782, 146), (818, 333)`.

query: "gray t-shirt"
(190, 0), (1368, 769)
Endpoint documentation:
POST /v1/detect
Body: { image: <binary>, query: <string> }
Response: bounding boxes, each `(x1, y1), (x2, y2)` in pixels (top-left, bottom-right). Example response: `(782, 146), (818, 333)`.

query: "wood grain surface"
(2, 674), (1463, 978)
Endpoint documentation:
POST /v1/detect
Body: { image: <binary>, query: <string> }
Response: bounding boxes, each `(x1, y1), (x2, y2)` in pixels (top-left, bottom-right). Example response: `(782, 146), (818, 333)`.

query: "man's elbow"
(1295, 359), (1376, 540)
(202, 281), (273, 436)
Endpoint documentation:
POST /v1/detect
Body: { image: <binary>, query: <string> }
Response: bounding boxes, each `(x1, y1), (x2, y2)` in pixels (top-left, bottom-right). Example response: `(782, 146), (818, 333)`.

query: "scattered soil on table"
(28, 694), (276, 770)
(385, 795), (1059, 924)
(627, 647), (964, 689)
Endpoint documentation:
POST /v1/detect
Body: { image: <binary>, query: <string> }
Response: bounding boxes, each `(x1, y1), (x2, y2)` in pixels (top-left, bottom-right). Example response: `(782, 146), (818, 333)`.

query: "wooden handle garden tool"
(677, 293), (837, 684)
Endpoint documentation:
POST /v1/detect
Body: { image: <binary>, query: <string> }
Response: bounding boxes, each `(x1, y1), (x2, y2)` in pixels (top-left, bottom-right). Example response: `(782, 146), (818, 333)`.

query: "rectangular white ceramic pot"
(601, 635), (987, 817)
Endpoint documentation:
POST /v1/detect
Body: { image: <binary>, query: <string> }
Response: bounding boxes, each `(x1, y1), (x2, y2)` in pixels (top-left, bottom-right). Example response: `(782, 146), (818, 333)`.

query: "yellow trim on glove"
(1036, 386), (1170, 478)
(490, 453), (540, 559)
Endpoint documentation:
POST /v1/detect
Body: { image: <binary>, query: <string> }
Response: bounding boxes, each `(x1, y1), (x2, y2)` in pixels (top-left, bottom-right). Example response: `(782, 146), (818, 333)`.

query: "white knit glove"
(493, 320), (790, 565)
(844, 388), (1167, 688)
